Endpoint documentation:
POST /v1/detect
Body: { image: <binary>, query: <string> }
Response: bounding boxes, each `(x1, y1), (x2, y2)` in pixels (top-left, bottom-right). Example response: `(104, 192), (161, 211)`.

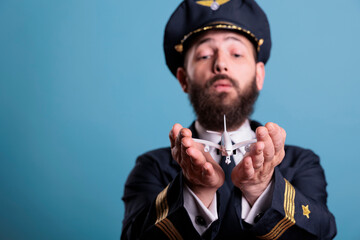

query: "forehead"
(188, 29), (254, 49)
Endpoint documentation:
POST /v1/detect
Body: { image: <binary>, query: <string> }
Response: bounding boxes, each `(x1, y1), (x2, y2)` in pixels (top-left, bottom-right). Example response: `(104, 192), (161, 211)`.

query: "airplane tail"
(204, 115), (228, 134)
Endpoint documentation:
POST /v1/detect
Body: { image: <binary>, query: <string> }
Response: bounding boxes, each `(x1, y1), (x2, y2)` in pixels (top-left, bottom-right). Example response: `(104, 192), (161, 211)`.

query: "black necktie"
(219, 155), (235, 187)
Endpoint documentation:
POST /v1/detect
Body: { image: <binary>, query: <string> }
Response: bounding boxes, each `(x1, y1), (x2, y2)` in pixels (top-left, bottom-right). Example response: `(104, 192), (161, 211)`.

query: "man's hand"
(231, 122), (286, 206)
(169, 124), (225, 207)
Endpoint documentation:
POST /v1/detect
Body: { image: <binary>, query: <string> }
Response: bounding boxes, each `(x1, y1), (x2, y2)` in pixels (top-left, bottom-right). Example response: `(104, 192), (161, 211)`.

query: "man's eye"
(233, 53), (242, 58)
(199, 55), (210, 60)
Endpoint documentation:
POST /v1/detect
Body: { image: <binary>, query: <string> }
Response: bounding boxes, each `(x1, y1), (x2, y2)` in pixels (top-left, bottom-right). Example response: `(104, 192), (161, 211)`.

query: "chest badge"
(302, 205), (311, 219)
(196, 0), (231, 11)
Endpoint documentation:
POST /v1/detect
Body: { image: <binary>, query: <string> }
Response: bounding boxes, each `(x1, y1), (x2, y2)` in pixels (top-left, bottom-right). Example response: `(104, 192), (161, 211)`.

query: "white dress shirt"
(183, 120), (274, 235)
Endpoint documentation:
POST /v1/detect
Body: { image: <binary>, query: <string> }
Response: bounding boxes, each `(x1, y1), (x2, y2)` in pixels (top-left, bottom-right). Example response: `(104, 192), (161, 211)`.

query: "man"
(121, 0), (337, 239)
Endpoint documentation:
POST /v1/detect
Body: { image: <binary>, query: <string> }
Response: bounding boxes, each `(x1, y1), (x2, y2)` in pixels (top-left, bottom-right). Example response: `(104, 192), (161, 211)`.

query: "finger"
(181, 129), (195, 149)
(203, 162), (224, 187)
(249, 142), (265, 169)
(241, 157), (255, 180)
(179, 128), (194, 167)
(186, 147), (223, 188)
(231, 156), (254, 183)
(186, 146), (207, 172)
(256, 126), (274, 162)
(176, 127), (191, 151)
(249, 141), (265, 155)
(203, 162), (215, 177)
(180, 129), (193, 162)
(169, 123), (183, 149)
(174, 126), (183, 145)
(247, 141), (265, 169)
(265, 122), (284, 154)
(281, 127), (287, 142)
(179, 127), (192, 141)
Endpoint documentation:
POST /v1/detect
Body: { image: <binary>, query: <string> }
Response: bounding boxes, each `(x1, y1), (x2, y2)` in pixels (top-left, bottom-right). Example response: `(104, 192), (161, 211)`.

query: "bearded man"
(121, 0), (336, 239)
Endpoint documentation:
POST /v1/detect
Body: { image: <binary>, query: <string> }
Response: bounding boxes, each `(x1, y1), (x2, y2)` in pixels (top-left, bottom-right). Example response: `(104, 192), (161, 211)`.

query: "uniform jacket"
(121, 121), (336, 240)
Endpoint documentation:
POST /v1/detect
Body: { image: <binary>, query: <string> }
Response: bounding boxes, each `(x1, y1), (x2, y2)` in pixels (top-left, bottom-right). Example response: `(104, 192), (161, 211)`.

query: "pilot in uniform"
(121, 0), (337, 239)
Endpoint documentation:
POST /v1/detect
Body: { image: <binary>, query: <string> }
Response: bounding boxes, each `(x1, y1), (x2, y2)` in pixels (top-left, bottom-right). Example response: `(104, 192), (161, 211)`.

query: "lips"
(212, 79), (233, 92)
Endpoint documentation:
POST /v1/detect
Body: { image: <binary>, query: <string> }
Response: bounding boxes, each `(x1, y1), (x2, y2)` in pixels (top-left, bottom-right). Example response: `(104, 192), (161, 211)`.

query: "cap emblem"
(196, 0), (231, 11)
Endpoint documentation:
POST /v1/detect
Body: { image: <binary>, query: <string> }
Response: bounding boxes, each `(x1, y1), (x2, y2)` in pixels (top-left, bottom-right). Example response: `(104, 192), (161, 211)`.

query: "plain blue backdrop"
(1, 0), (359, 239)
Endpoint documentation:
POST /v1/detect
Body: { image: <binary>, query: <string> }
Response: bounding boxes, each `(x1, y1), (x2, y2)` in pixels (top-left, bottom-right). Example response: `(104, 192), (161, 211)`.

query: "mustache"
(205, 74), (239, 88)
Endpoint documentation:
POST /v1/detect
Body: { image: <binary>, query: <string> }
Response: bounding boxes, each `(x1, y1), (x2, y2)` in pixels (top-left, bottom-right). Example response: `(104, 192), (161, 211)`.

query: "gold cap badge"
(196, 0), (231, 11)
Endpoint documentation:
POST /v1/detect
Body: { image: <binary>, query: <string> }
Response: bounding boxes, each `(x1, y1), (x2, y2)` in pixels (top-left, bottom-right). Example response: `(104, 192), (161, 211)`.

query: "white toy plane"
(193, 115), (257, 165)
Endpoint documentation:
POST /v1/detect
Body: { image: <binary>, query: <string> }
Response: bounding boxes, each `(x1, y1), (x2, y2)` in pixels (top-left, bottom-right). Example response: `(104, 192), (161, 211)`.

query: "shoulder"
(278, 144), (324, 180)
(135, 147), (181, 179)
(283, 145), (320, 165)
(124, 147), (180, 189)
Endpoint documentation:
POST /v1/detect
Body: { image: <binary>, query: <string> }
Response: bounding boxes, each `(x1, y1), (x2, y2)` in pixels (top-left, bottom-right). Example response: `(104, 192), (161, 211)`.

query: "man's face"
(177, 30), (265, 131)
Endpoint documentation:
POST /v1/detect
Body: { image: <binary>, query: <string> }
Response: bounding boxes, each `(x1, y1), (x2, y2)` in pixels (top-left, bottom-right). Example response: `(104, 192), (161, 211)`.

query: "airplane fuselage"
(221, 131), (233, 157)
(192, 115), (256, 165)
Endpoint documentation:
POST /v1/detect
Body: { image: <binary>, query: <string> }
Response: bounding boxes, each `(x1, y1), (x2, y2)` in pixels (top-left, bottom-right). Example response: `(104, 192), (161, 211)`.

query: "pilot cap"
(164, 0), (271, 76)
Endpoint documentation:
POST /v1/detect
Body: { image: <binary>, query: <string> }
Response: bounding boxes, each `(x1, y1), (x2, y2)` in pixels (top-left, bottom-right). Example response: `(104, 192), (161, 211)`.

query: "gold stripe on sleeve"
(156, 219), (176, 240)
(155, 218), (183, 240)
(155, 185), (170, 224)
(258, 178), (296, 240)
(154, 185), (183, 240)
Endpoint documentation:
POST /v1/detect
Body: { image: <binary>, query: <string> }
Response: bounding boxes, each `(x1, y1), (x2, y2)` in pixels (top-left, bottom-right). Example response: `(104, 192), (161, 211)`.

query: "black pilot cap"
(163, 0), (271, 77)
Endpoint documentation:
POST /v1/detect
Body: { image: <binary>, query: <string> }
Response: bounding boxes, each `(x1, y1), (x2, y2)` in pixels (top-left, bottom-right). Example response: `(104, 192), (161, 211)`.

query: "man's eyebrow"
(195, 35), (246, 48)
(195, 37), (214, 47)
(224, 36), (246, 45)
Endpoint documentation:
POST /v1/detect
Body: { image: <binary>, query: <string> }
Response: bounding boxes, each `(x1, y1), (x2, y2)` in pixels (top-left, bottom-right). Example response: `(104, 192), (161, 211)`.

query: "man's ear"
(255, 62), (265, 91)
(176, 67), (189, 93)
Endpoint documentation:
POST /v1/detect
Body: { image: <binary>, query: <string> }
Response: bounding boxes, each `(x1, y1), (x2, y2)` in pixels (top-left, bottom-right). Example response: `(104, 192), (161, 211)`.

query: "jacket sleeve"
(251, 146), (337, 240)
(121, 149), (200, 240)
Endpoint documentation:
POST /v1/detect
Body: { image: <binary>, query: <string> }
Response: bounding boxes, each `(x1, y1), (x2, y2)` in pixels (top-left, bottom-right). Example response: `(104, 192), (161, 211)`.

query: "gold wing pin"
(196, 0), (231, 10)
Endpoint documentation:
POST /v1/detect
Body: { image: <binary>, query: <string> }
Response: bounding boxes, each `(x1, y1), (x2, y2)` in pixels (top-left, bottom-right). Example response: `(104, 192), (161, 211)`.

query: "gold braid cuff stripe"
(156, 218), (183, 240)
(154, 185), (183, 239)
(155, 184), (170, 224)
(258, 179), (296, 240)
(174, 23), (264, 53)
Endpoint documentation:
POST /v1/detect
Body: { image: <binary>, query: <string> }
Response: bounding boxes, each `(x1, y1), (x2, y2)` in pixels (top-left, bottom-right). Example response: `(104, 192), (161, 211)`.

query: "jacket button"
(195, 216), (206, 226)
(254, 212), (264, 223)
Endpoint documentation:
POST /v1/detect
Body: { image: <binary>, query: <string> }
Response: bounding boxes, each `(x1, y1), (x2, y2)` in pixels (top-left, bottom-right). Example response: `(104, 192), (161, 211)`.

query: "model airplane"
(193, 115), (257, 164)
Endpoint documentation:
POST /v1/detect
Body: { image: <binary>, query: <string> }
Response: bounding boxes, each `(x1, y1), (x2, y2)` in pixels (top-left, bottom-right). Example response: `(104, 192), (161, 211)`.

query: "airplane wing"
(233, 139), (257, 150)
(206, 130), (221, 135)
(192, 138), (221, 150)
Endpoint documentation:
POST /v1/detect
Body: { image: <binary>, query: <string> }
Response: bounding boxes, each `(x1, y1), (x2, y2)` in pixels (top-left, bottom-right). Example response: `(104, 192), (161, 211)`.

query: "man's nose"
(213, 52), (228, 73)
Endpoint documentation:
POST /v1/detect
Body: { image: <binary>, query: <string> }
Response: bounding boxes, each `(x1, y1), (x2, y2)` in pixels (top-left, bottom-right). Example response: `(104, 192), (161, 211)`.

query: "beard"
(188, 74), (259, 131)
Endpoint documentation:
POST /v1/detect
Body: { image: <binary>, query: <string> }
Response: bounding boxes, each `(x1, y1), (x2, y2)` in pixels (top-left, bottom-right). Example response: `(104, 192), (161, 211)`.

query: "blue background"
(1, 0), (359, 239)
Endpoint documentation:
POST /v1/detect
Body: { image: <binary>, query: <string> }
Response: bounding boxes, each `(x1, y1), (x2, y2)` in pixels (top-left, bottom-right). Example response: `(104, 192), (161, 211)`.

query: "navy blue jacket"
(121, 121), (336, 239)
